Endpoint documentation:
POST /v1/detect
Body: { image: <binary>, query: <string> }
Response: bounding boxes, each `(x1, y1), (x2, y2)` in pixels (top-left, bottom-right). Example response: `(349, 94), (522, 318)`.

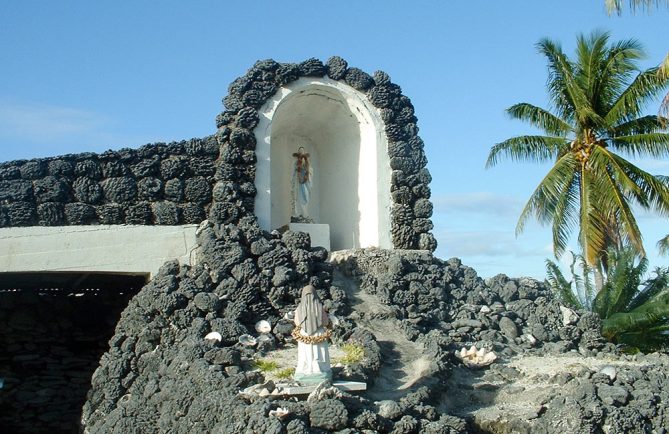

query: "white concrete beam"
(0, 225), (198, 278)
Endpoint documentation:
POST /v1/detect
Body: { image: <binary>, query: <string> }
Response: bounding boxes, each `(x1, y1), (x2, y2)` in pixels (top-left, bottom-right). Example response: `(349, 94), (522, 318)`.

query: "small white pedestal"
(289, 223), (331, 250)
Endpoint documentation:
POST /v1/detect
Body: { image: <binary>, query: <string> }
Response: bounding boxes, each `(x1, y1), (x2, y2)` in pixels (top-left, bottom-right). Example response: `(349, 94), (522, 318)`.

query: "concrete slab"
(273, 381), (366, 396)
(0, 225), (198, 278)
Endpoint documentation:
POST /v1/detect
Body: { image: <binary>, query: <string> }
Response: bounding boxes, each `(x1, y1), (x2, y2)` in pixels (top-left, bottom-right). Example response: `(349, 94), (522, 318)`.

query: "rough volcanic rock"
(81, 219), (344, 432)
(74, 242), (669, 433)
(0, 138), (218, 229)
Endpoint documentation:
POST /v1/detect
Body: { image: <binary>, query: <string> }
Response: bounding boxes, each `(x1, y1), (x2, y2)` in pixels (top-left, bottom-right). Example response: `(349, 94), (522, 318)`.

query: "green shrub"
(274, 367), (295, 380)
(252, 359), (279, 372)
(546, 247), (669, 352)
(335, 342), (365, 365)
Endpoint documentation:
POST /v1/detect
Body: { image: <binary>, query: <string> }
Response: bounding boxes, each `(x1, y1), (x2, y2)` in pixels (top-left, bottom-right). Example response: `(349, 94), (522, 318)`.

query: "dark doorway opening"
(0, 272), (147, 434)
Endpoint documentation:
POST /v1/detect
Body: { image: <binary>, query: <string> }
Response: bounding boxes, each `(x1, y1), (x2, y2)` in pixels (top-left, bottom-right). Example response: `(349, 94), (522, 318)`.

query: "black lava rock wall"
(210, 56), (437, 251)
(0, 137), (219, 227)
(85, 240), (669, 433)
(81, 219), (471, 433)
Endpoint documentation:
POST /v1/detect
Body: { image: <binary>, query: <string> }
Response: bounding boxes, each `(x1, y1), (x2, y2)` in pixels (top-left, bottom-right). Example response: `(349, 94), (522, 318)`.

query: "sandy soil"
(333, 269), (437, 400)
(441, 353), (652, 427)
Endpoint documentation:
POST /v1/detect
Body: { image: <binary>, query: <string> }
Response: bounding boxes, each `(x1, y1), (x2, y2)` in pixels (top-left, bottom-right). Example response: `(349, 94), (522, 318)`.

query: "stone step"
(273, 381), (367, 396)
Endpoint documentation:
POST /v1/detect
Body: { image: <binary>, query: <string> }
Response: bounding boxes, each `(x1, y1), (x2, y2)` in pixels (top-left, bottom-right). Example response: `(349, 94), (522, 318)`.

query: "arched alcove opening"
(254, 77), (392, 251)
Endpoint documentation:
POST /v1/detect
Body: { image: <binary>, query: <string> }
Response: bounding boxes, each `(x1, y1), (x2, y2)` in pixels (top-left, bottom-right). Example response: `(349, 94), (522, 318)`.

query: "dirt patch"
(333, 269), (437, 400)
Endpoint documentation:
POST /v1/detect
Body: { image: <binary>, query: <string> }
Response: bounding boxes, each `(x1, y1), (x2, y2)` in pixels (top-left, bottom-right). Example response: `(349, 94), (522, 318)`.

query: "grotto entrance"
(0, 272), (147, 434)
(254, 77), (392, 251)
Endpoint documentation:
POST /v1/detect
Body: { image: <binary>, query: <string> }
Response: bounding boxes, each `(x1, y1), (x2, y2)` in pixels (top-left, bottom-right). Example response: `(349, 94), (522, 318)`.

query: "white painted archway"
(254, 77), (391, 251)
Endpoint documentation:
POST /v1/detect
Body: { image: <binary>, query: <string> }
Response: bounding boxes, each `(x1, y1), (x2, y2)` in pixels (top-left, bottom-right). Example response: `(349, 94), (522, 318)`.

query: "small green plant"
(274, 367), (295, 380)
(335, 342), (365, 366)
(253, 359), (279, 372)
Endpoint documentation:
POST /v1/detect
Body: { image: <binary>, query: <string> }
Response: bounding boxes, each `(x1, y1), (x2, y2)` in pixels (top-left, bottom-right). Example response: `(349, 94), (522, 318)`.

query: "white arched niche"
(254, 77), (392, 251)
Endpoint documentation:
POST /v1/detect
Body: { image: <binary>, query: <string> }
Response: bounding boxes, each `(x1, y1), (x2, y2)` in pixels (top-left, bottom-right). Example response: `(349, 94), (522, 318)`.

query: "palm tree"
(487, 31), (669, 283)
(546, 247), (669, 352)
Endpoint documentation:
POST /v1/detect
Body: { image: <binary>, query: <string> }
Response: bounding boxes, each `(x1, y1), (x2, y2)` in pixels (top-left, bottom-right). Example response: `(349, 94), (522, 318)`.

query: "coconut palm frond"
(605, 67), (669, 125)
(658, 235), (669, 256)
(607, 0), (669, 15)
(609, 132), (669, 159)
(588, 148), (646, 254)
(602, 289), (669, 340)
(604, 151), (669, 216)
(537, 38), (597, 124)
(506, 103), (573, 136)
(611, 115), (666, 137)
(628, 267), (669, 310)
(578, 162), (611, 266)
(515, 154), (578, 258)
(486, 135), (568, 168)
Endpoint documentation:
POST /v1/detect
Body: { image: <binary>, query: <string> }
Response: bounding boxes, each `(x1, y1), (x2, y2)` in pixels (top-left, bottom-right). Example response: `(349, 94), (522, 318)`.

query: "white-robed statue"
(291, 147), (312, 220)
(292, 285), (332, 384)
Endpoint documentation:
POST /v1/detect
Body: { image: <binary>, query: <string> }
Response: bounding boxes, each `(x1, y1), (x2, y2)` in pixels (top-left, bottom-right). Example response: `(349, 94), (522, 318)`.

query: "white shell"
(239, 334), (257, 346)
(255, 320), (272, 334)
(455, 345), (497, 368)
(269, 407), (290, 419)
(204, 331), (222, 343)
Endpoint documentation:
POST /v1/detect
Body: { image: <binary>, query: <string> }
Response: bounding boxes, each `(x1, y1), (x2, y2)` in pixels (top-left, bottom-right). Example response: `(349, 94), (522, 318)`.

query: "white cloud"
(0, 101), (113, 141)
(432, 192), (524, 217)
(432, 229), (554, 279)
(437, 229), (551, 258)
(0, 100), (170, 160)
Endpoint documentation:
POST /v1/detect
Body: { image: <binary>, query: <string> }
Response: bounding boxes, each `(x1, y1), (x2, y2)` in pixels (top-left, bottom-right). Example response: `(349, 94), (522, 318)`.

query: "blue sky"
(1, 1), (668, 278)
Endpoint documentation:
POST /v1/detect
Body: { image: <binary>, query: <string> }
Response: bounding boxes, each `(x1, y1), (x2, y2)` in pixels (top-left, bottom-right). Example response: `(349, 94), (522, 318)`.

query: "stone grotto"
(1, 57), (669, 434)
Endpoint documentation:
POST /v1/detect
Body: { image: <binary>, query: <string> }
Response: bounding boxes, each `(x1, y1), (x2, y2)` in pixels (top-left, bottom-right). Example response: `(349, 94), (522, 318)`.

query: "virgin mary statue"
(291, 147), (312, 220)
(292, 285), (332, 384)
